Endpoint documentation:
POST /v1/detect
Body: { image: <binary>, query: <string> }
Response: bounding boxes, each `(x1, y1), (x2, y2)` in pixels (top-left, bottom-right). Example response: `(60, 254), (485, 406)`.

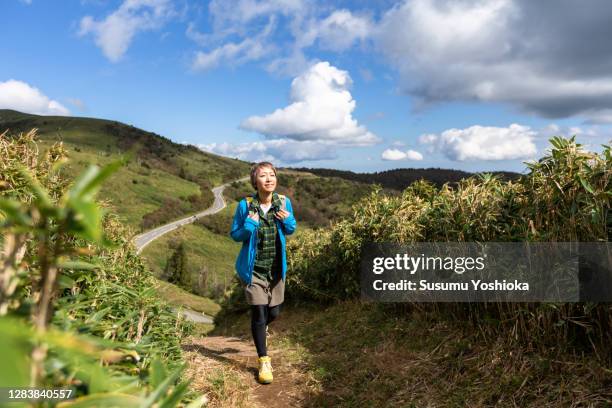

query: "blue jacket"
(230, 195), (297, 285)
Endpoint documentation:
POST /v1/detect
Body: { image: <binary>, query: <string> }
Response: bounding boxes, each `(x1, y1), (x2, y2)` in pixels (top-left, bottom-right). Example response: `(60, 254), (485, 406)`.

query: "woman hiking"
(230, 161), (297, 384)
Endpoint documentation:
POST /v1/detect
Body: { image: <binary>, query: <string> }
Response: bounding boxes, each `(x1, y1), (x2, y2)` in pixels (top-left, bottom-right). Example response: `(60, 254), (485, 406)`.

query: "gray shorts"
(244, 273), (285, 306)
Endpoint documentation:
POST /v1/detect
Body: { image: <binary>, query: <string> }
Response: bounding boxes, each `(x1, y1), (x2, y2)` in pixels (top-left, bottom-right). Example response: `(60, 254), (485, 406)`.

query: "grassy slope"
(0, 109), (251, 231)
(140, 215), (240, 288)
(152, 278), (220, 316)
(214, 300), (611, 407)
(278, 171), (385, 228)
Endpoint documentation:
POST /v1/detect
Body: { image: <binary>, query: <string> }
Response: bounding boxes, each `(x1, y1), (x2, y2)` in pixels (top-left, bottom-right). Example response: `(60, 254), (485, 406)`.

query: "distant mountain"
(288, 166), (523, 191)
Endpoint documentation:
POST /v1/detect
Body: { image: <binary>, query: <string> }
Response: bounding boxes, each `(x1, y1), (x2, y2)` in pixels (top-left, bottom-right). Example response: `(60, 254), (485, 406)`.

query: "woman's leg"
(267, 303), (281, 325)
(251, 305), (268, 357)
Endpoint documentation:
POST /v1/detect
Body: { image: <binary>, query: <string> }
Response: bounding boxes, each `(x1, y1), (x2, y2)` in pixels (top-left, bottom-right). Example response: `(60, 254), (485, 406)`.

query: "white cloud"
(296, 9), (372, 52)
(208, 0), (306, 28)
(261, 9), (372, 75)
(264, 49), (315, 77)
(0, 79), (70, 115)
(538, 123), (605, 139)
(183, 0), (612, 125)
(191, 37), (273, 71)
(381, 148), (423, 161)
(78, 0), (176, 62)
(185, 22), (210, 47)
(191, 16), (277, 71)
(419, 123), (537, 161)
(187, 0), (301, 73)
(197, 139), (337, 163)
(189, 1), (371, 76)
(533, 123), (612, 153)
(373, 0), (612, 122)
(197, 59), (381, 162)
(241, 61), (380, 146)
(582, 109), (612, 125)
(540, 123), (560, 135)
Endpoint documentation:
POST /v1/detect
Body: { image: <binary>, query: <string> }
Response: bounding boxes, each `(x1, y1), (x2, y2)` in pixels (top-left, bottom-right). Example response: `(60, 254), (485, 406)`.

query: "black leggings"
(251, 304), (281, 357)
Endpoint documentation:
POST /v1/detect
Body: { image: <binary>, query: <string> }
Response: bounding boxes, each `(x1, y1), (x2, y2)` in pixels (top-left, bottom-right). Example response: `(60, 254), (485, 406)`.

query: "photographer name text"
(373, 279), (529, 291)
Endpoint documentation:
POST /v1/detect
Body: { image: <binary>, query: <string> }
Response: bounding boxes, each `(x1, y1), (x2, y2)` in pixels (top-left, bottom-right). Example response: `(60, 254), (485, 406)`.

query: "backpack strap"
(244, 196), (260, 221)
(245, 196), (255, 213)
(278, 194), (287, 211)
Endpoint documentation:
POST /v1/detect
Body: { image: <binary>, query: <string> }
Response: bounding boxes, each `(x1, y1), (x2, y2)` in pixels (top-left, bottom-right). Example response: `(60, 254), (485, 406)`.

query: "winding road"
(133, 176), (249, 254)
(132, 175), (249, 324)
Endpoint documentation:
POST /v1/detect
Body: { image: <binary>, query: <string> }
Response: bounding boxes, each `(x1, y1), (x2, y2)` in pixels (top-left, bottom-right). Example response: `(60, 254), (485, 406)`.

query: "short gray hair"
(250, 162), (277, 190)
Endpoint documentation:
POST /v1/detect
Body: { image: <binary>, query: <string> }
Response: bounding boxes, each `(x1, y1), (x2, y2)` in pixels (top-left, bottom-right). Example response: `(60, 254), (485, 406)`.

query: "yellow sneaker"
(258, 356), (273, 384)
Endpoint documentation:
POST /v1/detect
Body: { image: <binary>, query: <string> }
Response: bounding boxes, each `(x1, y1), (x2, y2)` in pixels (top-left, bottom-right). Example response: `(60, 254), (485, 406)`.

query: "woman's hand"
(248, 213), (259, 222)
(247, 207), (259, 222)
(274, 209), (290, 221)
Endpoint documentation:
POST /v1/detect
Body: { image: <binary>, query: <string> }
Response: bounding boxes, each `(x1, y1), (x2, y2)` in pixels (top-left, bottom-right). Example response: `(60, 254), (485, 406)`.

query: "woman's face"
(255, 166), (277, 193)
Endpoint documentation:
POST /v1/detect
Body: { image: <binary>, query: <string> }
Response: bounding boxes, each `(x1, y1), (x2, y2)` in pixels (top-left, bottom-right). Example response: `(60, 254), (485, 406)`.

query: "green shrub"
(0, 129), (206, 406)
(285, 136), (611, 360)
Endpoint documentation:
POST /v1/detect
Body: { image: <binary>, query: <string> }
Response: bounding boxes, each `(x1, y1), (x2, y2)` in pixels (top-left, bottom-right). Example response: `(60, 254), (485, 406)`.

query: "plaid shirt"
(249, 191), (283, 282)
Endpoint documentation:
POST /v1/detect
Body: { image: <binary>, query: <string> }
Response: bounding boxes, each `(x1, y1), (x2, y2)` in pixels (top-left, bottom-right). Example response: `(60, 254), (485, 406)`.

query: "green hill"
(0, 109), (251, 231)
(0, 110), (385, 305)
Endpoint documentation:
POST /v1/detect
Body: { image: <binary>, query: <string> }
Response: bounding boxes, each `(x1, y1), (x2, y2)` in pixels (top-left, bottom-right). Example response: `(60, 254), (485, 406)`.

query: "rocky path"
(181, 333), (309, 407)
(172, 307), (214, 324)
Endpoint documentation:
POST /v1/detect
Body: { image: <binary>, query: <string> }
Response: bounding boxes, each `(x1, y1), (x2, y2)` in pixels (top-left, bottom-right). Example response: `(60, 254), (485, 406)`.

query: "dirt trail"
(182, 333), (309, 407)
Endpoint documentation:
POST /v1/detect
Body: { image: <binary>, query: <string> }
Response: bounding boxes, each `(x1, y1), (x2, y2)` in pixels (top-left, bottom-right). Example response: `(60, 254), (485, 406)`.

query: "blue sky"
(1, 0), (611, 173)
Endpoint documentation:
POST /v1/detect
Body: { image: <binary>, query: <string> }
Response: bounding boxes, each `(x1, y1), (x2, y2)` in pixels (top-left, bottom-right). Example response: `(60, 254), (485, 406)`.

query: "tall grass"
(286, 136), (611, 361)
(0, 129), (207, 406)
